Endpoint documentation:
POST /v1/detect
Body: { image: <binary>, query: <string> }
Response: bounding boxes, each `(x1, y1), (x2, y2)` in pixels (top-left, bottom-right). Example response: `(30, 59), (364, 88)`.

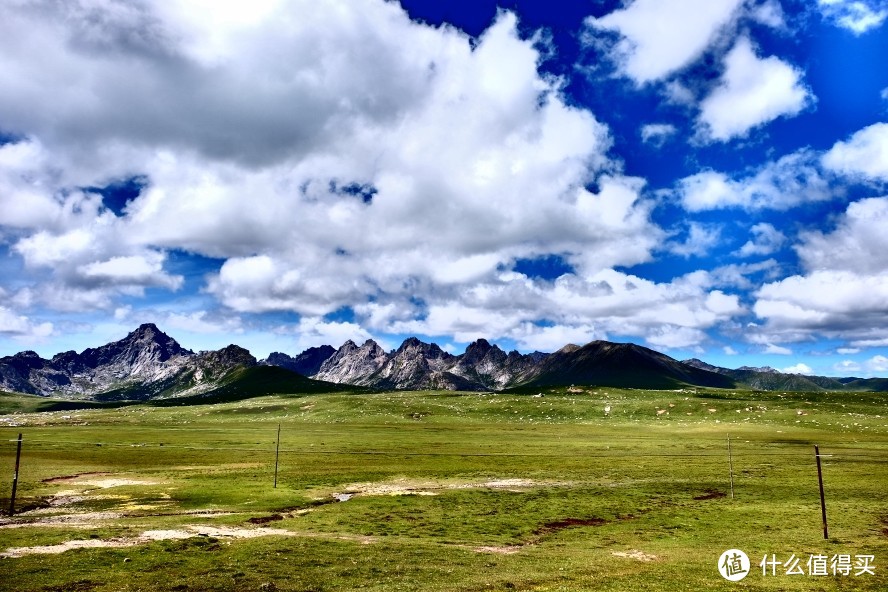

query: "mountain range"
(681, 358), (888, 393)
(0, 324), (348, 403)
(0, 323), (885, 403)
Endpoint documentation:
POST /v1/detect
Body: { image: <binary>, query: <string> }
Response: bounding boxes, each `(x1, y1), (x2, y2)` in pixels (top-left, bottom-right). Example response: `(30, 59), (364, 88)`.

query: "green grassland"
(1, 387), (887, 591)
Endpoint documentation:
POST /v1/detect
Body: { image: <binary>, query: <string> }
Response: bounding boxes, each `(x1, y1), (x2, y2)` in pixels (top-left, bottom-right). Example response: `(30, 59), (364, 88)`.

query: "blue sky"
(1, 0), (888, 377)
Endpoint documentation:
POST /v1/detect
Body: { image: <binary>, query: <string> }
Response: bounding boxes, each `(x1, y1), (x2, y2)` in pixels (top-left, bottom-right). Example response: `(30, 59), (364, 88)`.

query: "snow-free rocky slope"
(0, 324), (343, 401)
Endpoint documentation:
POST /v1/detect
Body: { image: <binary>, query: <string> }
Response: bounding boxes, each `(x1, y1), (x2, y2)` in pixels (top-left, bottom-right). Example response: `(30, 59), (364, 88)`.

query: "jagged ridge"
(312, 337), (547, 391)
(0, 324), (347, 401)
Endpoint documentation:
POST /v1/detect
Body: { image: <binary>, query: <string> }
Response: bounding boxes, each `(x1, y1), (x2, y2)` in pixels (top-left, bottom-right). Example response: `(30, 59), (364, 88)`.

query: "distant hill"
(840, 377), (888, 392)
(682, 359), (884, 392)
(521, 341), (736, 390)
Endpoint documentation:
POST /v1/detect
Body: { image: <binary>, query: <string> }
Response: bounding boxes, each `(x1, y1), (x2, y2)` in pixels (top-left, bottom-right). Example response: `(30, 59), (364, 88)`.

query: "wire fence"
(3, 429), (888, 532)
(4, 432), (888, 460)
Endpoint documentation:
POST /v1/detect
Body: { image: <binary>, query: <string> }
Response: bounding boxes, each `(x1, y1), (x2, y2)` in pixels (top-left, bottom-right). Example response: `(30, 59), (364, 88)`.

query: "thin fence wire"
(3, 437), (887, 461)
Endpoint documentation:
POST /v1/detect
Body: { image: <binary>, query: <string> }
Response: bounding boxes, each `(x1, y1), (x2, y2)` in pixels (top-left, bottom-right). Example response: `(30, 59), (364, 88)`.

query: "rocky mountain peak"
(396, 337), (448, 359)
(129, 323), (186, 351)
(461, 338), (500, 365)
(70, 324), (190, 376)
(738, 365), (781, 374)
(398, 336), (423, 350)
(360, 339), (383, 352)
(467, 338), (492, 352)
(5, 351), (47, 371)
(682, 358), (722, 373)
(313, 338), (389, 385)
(205, 344), (256, 367)
(134, 322), (161, 335)
(262, 345), (335, 377)
(555, 343), (581, 355)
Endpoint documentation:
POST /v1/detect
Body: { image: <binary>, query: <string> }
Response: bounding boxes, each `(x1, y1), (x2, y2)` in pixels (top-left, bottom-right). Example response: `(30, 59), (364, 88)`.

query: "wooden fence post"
(815, 445), (828, 540)
(9, 433), (22, 516)
(727, 434), (735, 500)
(274, 424), (281, 489)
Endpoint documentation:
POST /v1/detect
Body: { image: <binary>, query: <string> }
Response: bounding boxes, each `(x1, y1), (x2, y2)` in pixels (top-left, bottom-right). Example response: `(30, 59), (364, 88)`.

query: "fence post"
(815, 445), (828, 540)
(727, 434), (735, 500)
(9, 433), (23, 516)
(274, 424), (281, 489)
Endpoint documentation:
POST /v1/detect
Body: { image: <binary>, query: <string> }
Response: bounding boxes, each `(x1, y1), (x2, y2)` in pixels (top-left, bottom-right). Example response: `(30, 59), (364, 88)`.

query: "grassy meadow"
(1, 387), (887, 591)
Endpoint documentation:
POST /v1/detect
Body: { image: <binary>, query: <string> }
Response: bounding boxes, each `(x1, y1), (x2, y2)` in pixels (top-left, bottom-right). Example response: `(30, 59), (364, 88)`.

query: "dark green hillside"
(517, 341), (736, 390)
(843, 377), (888, 391)
(0, 390), (131, 412)
(154, 365), (363, 406)
(0, 367), (360, 412)
(726, 369), (833, 391)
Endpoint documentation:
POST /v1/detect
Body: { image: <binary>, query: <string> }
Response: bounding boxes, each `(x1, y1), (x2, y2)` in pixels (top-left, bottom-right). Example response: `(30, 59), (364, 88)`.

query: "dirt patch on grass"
(42, 472), (111, 484)
(1, 525), (378, 558)
(42, 473), (160, 489)
(693, 490), (727, 501)
(333, 477), (563, 499)
(1, 508), (236, 529)
(880, 516), (888, 537)
(79, 478), (160, 488)
(476, 479), (537, 489)
(336, 480), (438, 497)
(0, 525), (297, 558)
(0, 512), (124, 529)
(535, 517), (607, 535)
(247, 514), (284, 525)
(613, 549), (658, 562)
(473, 545), (523, 555)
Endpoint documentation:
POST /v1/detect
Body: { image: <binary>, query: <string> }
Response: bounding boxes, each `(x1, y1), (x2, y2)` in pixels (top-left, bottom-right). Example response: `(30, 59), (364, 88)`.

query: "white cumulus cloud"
(764, 343), (792, 355)
(782, 363), (813, 374)
(0, 3), (667, 333)
(736, 223), (786, 257)
(676, 149), (830, 211)
(752, 197), (888, 345)
(383, 268), (742, 350)
(281, 317), (381, 354)
(698, 37), (812, 142)
(822, 122), (888, 181)
(584, 0), (744, 84)
(640, 123), (678, 146)
(834, 360), (862, 373)
(795, 197), (888, 275)
(0, 0), (757, 352)
(0, 306), (54, 343)
(667, 222), (722, 258)
(866, 354), (888, 372)
(818, 0), (888, 34)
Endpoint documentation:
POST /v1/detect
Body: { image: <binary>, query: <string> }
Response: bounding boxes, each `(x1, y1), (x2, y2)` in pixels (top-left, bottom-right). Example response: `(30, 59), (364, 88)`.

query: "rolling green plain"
(1, 387), (887, 591)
